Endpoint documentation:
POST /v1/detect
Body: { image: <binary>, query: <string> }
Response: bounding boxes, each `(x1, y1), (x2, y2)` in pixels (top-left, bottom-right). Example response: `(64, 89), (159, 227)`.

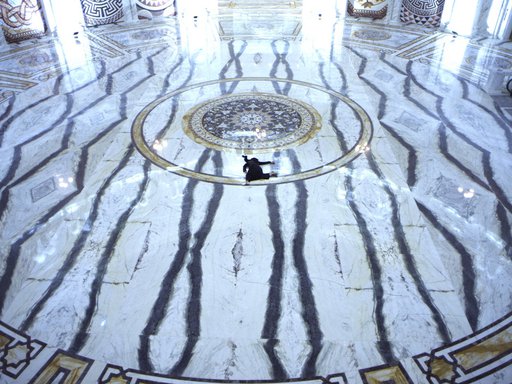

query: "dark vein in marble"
(266, 40), (321, 377)
(0, 59), (129, 221)
(270, 40), (292, 95)
(0, 74), (64, 148)
(496, 203), (512, 261)
(0, 94), (73, 201)
(319, 54), (393, 362)
(437, 123), (492, 191)
(69, 156), (152, 354)
(219, 40), (247, 94)
(275, 40), (322, 375)
(458, 74), (512, 154)
(344, 171), (394, 362)
(288, 150), (323, 378)
(17, 52), (161, 329)
(493, 99), (512, 128)
(416, 201), (480, 331)
(349, 47), (452, 344)
(382, 119), (418, 187)
(171, 151), (224, 376)
(404, 62), (491, 191)
(67, 50), (179, 352)
(408, 63), (512, 212)
(374, 56), (418, 187)
(135, 50), (198, 368)
(0, 95), (15, 127)
(372, 154), (452, 342)
(317, 62), (349, 150)
(351, 51), (418, 188)
(379, 52), (407, 77)
(138, 150), (209, 372)
(404, 62), (491, 192)
(259, 40), (293, 379)
(403, 66), (490, 327)
(261, 180), (288, 379)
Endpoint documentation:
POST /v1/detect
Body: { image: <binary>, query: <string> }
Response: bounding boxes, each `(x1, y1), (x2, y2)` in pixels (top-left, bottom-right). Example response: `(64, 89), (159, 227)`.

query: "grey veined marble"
(0, 12), (511, 384)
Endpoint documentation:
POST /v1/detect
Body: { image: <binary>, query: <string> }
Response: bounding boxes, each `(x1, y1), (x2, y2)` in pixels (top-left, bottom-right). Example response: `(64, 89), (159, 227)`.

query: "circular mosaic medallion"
(183, 93), (321, 152)
(132, 77), (373, 185)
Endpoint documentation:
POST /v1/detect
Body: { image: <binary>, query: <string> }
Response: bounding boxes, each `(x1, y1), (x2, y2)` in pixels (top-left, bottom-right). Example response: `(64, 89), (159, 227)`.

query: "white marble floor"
(0, 14), (511, 384)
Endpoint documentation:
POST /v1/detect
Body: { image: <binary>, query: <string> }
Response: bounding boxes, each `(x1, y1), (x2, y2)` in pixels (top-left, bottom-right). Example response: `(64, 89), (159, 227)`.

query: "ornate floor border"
(1, 311), (511, 383)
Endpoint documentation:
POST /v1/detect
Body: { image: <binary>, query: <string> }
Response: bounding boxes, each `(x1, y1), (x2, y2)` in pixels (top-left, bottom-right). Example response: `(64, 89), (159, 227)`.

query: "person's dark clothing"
(242, 155), (273, 182)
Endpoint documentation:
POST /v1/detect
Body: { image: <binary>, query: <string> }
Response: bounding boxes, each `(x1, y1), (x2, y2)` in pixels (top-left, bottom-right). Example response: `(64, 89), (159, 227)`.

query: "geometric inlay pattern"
(0, 321), (45, 379)
(30, 177), (56, 202)
(183, 93), (322, 151)
(414, 311), (512, 383)
(29, 350), (93, 383)
(81, 0), (124, 26)
(400, 0), (445, 28)
(360, 362), (414, 384)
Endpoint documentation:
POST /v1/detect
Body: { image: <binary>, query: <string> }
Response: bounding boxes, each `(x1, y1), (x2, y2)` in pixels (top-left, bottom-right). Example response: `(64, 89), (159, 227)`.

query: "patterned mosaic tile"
(0, 0), (46, 43)
(347, 0), (388, 19)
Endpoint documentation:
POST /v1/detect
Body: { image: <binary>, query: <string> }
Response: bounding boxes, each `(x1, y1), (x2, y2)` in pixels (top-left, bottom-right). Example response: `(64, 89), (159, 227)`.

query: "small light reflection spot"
(355, 144), (370, 153)
(35, 254), (46, 263)
(458, 186), (475, 198)
(152, 139), (168, 152)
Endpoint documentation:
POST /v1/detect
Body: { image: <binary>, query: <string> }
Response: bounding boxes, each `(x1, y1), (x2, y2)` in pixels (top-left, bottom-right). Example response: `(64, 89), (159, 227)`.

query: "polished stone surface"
(0, 14), (511, 384)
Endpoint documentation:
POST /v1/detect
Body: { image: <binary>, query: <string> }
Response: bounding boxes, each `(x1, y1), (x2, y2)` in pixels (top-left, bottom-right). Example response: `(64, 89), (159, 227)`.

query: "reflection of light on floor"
(152, 139), (168, 152)
(255, 127), (267, 139)
(436, 36), (467, 75)
(276, 156), (292, 176)
(58, 176), (74, 188)
(336, 186), (347, 200)
(442, 0), (479, 37)
(355, 143), (370, 153)
(458, 186), (475, 198)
